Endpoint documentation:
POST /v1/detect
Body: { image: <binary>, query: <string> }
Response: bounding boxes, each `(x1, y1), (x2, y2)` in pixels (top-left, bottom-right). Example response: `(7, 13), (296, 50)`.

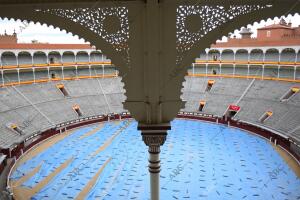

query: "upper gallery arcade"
(0, 32), (109, 66)
(206, 18), (300, 61)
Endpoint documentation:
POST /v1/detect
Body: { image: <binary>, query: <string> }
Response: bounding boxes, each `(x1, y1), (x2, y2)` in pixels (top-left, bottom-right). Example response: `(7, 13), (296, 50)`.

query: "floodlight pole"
(138, 123), (170, 200)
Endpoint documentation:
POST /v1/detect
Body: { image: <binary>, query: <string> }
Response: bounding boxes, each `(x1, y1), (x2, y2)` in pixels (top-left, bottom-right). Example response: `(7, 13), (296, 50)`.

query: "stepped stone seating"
(182, 77), (300, 142)
(0, 87), (29, 109)
(38, 99), (78, 124)
(235, 100), (290, 126)
(1, 75), (300, 149)
(209, 78), (251, 96)
(0, 126), (22, 149)
(288, 90), (300, 105)
(271, 107), (300, 133)
(0, 77), (126, 149)
(17, 83), (64, 104)
(72, 95), (109, 116)
(181, 76), (208, 94)
(244, 80), (293, 100)
(291, 129), (300, 142)
(201, 93), (235, 116)
(64, 79), (100, 97)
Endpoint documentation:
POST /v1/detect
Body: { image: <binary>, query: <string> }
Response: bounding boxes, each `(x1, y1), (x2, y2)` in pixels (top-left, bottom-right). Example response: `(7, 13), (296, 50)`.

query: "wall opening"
(51, 72), (56, 79)
(56, 83), (69, 96)
(8, 123), (23, 135)
(225, 105), (240, 118)
(259, 111), (273, 123)
(73, 104), (83, 117)
(198, 101), (206, 112)
(280, 87), (300, 101)
(206, 80), (215, 92)
(281, 86), (299, 102)
(49, 57), (55, 64)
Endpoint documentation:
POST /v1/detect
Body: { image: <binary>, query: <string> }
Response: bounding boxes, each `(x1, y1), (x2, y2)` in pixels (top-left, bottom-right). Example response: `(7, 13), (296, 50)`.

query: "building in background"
(0, 33), (116, 86)
(212, 18), (300, 50)
(192, 19), (300, 80)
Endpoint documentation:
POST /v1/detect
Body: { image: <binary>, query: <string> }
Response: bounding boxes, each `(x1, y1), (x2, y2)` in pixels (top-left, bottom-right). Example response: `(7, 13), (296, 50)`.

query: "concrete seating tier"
(1, 76), (300, 149)
(0, 77), (125, 149)
(182, 77), (300, 142)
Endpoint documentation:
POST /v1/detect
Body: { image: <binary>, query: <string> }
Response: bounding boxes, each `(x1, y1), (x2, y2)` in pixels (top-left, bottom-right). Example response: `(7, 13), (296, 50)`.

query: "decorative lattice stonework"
(31, 3), (285, 123)
(40, 4), (272, 67)
(176, 4), (270, 64)
(40, 7), (129, 53)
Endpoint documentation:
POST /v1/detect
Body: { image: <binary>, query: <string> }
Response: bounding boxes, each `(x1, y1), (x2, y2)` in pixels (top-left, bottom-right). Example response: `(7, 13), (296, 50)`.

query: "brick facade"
(212, 19), (300, 48)
(0, 32), (17, 44)
(0, 32), (93, 50)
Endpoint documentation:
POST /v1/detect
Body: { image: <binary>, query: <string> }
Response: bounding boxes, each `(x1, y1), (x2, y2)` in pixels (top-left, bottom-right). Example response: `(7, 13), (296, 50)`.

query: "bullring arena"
(2, 76), (300, 199)
(0, 2), (300, 199)
(7, 118), (300, 199)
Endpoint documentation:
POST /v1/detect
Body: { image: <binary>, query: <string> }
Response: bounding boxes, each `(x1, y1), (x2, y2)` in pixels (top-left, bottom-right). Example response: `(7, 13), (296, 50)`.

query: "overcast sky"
(0, 13), (299, 44)
(0, 19), (87, 44)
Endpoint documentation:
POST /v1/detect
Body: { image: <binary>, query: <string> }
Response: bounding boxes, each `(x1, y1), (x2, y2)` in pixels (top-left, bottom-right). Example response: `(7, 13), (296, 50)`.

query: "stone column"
(138, 123), (170, 200)
(1, 70), (4, 86)
(32, 68), (35, 83)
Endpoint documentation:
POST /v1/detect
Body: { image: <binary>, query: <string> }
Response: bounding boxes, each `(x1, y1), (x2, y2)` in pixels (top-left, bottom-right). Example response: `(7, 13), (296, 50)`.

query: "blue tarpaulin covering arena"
(10, 119), (300, 200)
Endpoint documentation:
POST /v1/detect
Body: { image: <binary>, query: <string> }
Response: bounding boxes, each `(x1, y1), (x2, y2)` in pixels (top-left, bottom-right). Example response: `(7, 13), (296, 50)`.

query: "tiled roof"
(258, 24), (293, 30)
(212, 39), (300, 48)
(0, 43), (94, 50)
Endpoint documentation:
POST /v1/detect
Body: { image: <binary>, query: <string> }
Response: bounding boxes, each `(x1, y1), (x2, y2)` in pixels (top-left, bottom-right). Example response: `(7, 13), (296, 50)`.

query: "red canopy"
(228, 105), (240, 111)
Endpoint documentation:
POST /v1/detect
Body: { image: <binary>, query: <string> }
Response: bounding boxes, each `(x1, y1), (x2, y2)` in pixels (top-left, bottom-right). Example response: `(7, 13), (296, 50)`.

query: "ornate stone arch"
(33, 51), (47, 64)
(281, 48), (296, 62)
(62, 51), (75, 63)
(221, 49), (234, 61)
(1, 2), (300, 199)
(208, 49), (221, 61)
(90, 50), (102, 62)
(48, 51), (61, 64)
(265, 48), (280, 62)
(0, 1), (299, 123)
(0, 6), (129, 68)
(1, 51), (17, 66)
(17, 51), (32, 65)
(235, 49), (249, 61)
(250, 48), (264, 61)
(76, 51), (89, 62)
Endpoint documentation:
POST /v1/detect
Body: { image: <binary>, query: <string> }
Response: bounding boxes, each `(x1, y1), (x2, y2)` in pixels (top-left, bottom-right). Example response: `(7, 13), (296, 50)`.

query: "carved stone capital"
(142, 134), (167, 153)
(138, 123), (170, 154)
